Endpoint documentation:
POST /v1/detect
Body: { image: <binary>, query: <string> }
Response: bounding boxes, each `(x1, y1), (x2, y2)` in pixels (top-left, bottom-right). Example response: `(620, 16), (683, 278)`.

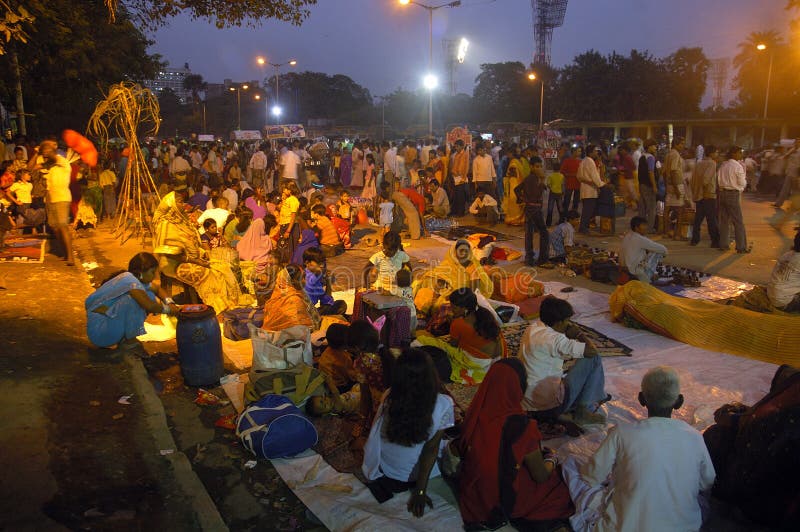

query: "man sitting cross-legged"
(563, 366), (716, 532)
(518, 296), (608, 425)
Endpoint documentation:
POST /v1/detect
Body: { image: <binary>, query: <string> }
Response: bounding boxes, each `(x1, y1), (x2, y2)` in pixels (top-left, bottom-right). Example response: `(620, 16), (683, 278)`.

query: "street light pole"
(759, 47), (774, 147)
(399, 0), (461, 138)
(229, 84), (248, 130)
(539, 81), (544, 131)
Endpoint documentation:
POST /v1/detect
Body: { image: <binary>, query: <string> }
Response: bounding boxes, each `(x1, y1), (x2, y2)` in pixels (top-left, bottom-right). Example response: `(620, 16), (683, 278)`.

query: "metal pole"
(761, 52), (773, 147)
(539, 81), (544, 131)
(236, 89), (241, 130)
(428, 8), (433, 138)
(275, 66), (280, 124)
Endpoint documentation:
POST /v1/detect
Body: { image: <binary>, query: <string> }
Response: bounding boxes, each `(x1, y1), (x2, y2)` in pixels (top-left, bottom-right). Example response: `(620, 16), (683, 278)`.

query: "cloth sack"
(221, 307), (264, 341)
(249, 323), (312, 371)
(236, 394), (318, 459)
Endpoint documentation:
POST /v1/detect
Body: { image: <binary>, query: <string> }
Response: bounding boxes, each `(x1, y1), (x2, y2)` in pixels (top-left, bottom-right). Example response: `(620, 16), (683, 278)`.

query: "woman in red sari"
(457, 358), (573, 531)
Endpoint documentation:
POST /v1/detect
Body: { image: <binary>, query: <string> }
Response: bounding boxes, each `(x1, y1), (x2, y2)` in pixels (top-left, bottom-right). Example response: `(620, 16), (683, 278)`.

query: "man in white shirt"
(37, 140), (74, 265)
(279, 142), (301, 182)
(428, 178), (450, 218)
(221, 182), (238, 212)
(169, 148), (191, 180)
(577, 144), (606, 234)
(717, 146), (749, 253)
(568, 366), (715, 532)
(468, 190), (498, 225)
(382, 141), (397, 187)
(519, 296), (606, 424)
(248, 144), (268, 189)
(767, 232), (800, 312)
(471, 145), (496, 194)
(620, 216), (668, 284)
(197, 196), (230, 234)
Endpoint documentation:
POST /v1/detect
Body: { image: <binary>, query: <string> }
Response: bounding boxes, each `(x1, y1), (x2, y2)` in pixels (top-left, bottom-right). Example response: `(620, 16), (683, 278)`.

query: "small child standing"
(391, 268), (418, 332)
(378, 191), (394, 237)
(363, 230), (411, 291)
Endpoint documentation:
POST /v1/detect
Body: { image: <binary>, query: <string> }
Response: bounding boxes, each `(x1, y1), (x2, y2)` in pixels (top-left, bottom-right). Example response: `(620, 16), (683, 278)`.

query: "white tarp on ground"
(269, 281), (778, 531)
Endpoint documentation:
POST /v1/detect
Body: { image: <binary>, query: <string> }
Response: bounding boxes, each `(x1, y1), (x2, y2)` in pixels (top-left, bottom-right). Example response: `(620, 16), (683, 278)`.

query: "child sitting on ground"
(303, 246), (347, 315)
(549, 209), (580, 263)
(200, 219), (226, 250)
(307, 323), (362, 416)
(391, 268), (418, 331)
(311, 204), (345, 257)
(363, 230), (411, 291)
(73, 197), (98, 233)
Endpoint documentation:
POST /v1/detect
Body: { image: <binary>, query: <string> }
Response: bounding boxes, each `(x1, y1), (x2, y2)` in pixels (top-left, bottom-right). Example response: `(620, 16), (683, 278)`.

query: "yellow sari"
(414, 240), (493, 315)
(503, 158), (525, 226)
(152, 192), (240, 314)
(261, 268), (321, 331)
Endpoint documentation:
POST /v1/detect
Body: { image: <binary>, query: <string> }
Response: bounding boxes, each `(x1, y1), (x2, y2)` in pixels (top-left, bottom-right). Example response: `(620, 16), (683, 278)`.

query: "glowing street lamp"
(398, 0), (462, 137)
(756, 42), (773, 147)
(256, 56), (298, 124)
(423, 74), (438, 90)
(527, 72), (544, 131)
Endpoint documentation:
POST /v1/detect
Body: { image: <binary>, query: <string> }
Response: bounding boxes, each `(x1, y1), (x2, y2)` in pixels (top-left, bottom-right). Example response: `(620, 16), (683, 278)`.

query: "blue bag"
(236, 394), (318, 459)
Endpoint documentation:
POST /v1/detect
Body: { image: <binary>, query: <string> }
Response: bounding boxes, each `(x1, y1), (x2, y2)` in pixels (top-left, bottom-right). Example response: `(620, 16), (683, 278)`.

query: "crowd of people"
(6, 126), (780, 530)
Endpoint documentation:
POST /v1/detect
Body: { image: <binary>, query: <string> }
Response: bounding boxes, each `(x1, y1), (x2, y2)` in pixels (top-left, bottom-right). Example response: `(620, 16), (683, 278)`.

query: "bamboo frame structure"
(87, 82), (161, 243)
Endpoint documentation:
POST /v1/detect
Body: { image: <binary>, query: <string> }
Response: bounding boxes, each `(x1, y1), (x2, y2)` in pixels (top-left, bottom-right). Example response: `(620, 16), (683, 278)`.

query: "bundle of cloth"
(610, 280), (800, 366)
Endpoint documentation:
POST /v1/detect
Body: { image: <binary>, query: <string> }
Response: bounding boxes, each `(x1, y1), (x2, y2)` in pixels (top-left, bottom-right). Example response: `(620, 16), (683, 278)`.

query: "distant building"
(143, 63), (193, 104)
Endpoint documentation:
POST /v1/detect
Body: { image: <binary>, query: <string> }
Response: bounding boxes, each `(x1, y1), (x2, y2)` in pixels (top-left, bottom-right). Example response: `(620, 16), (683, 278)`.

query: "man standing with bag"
(690, 145), (720, 247)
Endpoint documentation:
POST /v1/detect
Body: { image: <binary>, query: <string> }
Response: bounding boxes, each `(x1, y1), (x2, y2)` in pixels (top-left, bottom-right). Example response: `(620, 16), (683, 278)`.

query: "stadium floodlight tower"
(531, 0), (568, 66)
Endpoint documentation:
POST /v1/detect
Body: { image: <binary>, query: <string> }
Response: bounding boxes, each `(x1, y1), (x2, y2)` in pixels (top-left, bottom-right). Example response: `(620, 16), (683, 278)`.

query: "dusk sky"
(150, 0), (791, 105)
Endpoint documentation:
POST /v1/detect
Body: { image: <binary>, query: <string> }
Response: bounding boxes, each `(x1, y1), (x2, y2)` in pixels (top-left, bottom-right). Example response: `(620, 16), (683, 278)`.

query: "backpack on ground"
(236, 394), (318, 459)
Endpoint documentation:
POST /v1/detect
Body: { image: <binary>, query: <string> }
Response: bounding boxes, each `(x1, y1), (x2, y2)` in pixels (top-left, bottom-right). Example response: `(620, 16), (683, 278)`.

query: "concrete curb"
(125, 354), (229, 532)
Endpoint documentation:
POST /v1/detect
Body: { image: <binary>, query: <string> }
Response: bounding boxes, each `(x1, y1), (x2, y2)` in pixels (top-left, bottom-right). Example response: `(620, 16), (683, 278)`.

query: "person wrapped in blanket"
(85, 252), (181, 350)
(703, 364), (800, 529)
(261, 264), (321, 332)
(413, 239), (493, 318)
(236, 212), (280, 304)
(362, 348), (455, 517)
(454, 358), (574, 531)
(152, 187), (240, 313)
(326, 190), (353, 249)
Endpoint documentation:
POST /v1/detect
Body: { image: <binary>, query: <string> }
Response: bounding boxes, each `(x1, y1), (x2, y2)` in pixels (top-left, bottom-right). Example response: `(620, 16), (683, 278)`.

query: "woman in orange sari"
(261, 264), (321, 331)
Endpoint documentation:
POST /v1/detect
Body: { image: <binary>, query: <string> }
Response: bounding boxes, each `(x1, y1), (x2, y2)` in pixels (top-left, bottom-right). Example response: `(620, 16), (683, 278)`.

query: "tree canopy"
(120, 0), (317, 30)
(0, 0), (162, 135)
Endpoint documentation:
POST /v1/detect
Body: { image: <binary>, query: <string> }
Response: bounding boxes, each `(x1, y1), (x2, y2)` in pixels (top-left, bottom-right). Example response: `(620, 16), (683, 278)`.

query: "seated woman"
(414, 239), (493, 317)
(703, 364), (800, 528)
(223, 204), (252, 249)
(237, 213), (278, 271)
(362, 348), (455, 517)
(152, 187), (240, 313)
(261, 264), (321, 332)
(85, 252), (180, 349)
(448, 287), (507, 360)
(456, 358), (574, 531)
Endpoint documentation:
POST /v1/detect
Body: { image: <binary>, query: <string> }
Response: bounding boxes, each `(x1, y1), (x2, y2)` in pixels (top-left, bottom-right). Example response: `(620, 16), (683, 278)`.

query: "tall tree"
(663, 47), (709, 117)
(277, 71), (372, 124)
(0, 0), (162, 135)
(731, 30), (795, 118)
(472, 61), (537, 123)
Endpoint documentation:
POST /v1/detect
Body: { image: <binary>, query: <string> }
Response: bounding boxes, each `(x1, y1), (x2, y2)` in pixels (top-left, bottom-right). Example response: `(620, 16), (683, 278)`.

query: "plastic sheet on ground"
(268, 281), (777, 531)
(221, 333), (253, 370)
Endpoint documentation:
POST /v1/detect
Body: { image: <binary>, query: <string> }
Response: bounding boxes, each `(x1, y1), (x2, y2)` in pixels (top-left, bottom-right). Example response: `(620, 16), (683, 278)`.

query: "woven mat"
(501, 320), (633, 359)
(0, 237), (45, 263)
